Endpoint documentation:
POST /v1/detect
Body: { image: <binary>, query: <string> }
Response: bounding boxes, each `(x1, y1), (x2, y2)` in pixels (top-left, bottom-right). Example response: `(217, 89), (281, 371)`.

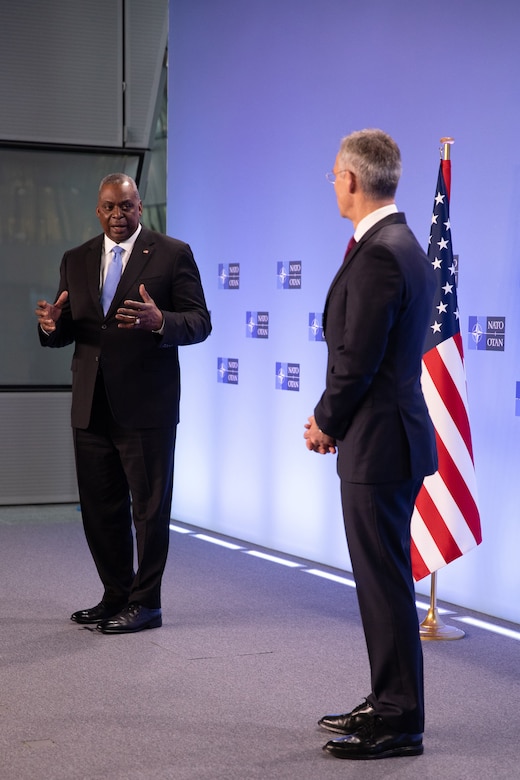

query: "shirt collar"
(354, 204), (398, 242)
(103, 223), (142, 254)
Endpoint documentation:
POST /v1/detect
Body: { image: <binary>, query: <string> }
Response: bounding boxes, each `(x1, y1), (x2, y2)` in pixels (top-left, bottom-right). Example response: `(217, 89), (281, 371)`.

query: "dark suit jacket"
(40, 226), (211, 429)
(314, 213), (438, 483)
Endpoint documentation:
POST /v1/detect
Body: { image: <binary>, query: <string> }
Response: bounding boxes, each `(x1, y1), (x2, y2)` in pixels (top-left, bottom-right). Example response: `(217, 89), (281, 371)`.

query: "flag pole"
(419, 135), (464, 641)
(419, 570), (465, 640)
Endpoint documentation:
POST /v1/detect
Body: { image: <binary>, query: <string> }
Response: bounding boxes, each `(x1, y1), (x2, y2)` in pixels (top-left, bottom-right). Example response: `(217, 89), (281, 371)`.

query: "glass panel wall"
(0, 148), (141, 386)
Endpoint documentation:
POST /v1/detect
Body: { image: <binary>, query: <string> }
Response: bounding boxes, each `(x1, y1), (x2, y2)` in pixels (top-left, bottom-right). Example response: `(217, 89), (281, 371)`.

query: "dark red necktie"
(343, 236), (357, 263)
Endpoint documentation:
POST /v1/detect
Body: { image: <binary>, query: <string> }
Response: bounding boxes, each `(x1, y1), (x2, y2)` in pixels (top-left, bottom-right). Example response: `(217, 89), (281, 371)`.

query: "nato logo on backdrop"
(218, 263), (240, 289)
(309, 313), (325, 342)
(468, 316), (505, 351)
(277, 261), (301, 289)
(276, 362), (300, 391)
(246, 311), (269, 339)
(217, 358), (239, 384)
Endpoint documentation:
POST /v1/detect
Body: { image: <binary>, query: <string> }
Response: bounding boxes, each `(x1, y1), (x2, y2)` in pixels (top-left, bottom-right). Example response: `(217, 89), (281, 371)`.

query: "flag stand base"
(419, 572), (465, 641)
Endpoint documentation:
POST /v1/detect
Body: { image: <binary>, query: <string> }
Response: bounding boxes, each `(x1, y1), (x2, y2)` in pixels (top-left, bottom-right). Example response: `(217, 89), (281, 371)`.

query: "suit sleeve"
(157, 243), (211, 348)
(314, 245), (403, 440)
(38, 251), (75, 349)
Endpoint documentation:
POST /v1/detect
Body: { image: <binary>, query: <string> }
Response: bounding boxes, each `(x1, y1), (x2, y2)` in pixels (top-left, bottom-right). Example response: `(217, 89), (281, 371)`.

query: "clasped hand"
(304, 416), (336, 455)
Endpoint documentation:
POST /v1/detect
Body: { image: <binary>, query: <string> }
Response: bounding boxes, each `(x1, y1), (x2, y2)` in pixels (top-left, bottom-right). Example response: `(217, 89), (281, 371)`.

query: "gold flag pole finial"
(440, 136), (454, 160)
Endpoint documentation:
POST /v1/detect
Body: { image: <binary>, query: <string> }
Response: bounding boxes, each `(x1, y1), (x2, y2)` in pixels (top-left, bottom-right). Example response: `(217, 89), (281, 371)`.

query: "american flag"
(411, 156), (482, 581)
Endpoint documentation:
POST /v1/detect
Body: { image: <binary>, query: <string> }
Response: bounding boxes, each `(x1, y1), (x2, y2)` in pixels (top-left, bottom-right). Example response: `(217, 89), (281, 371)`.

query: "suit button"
(101, 324), (107, 330)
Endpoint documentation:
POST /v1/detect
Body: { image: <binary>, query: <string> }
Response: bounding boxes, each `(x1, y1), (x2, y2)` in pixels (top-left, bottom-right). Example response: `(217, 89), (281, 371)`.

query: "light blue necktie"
(101, 245), (123, 315)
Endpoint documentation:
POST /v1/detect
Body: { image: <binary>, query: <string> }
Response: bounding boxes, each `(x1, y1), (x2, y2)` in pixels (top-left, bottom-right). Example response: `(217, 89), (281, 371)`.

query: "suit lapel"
(86, 235), (105, 313)
(322, 236), (363, 330)
(105, 228), (156, 315)
(322, 213), (406, 333)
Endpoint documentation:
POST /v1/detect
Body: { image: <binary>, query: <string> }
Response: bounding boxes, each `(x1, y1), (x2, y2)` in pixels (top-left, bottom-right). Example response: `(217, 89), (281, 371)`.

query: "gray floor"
(1, 504), (519, 780)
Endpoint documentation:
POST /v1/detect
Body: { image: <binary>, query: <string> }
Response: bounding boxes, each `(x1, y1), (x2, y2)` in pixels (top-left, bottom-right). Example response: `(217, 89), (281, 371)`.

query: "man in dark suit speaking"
(304, 130), (437, 759)
(36, 173), (211, 634)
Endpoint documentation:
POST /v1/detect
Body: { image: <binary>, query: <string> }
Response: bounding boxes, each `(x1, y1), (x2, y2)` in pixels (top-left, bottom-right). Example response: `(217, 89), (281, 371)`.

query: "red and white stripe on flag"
(411, 156), (482, 581)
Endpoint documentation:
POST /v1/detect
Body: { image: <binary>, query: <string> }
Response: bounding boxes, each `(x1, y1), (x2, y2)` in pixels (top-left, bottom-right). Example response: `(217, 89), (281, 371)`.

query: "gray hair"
(98, 173), (140, 198)
(337, 129), (402, 199)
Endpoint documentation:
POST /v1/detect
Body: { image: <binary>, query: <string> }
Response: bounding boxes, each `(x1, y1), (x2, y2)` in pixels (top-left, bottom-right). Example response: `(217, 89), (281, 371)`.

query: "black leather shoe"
(318, 699), (375, 734)
(323, 716), (423, 760)
(71, 601), (126, 625)
(97, 602), (162, 634)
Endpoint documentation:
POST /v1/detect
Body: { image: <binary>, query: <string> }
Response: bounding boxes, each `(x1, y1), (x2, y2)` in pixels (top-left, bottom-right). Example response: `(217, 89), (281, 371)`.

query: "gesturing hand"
(35, 290), (68, 332)
(116, 284), (164, 331)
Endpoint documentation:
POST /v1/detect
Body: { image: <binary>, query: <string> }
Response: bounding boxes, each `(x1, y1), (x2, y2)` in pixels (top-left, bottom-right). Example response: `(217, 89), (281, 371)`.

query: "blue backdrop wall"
(167, 0), (520, 624)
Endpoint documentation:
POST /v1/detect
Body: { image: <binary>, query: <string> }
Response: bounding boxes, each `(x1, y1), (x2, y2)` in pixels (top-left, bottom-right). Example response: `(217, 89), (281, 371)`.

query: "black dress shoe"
(71, 601), (126, 625)
(323, 716), (423, 760)
(318, 699), (375, 734)
(97, 602), (162, 634)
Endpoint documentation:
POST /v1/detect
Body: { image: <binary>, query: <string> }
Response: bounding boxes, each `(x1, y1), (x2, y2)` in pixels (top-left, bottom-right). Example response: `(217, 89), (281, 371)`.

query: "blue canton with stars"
(422, 163), (460, 354)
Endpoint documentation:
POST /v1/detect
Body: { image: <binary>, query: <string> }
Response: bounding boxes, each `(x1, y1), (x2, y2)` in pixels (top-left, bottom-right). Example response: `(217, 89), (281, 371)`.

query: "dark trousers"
(340, 478), (424, 733)
(72, 374), (176, 609)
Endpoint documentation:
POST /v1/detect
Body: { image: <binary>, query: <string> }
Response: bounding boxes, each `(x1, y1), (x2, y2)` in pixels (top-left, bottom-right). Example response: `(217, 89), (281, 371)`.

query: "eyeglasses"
(325, 169), (350, 183)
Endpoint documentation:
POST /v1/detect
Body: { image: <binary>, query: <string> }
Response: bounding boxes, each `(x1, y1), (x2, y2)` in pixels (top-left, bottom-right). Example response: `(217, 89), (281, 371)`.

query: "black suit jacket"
(314, 213), (438, 483)
(40, 226), (211, 429)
